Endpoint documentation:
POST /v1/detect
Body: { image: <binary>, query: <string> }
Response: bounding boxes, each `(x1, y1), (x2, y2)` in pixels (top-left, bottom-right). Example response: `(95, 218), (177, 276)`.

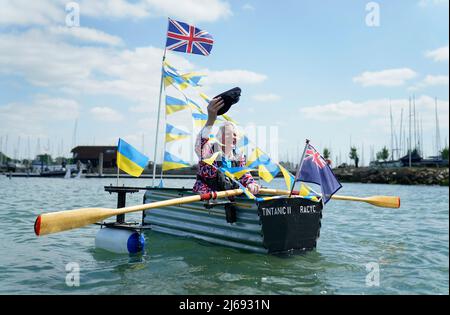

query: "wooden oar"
(259, 188), (400, 209)
(35, 187), (400, 236)
(34, 189), (244, 236)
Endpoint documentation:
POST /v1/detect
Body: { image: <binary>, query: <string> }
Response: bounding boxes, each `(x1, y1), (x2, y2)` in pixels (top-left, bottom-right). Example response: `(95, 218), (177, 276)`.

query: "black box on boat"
(257, 197), (323, 253)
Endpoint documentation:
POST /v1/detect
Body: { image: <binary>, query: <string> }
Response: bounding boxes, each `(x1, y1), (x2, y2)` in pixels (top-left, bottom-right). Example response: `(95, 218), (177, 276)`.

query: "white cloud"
(145, 0), (232, 23)
(203, 69), (267, 85)
(299, 95), (449, 126)
(251, 93), (281, 102)
(422, 75), (449, 86)
(0, 28), (266, 110)
(0, 0), (231, 26)
(242, 4), (255, 11)
(78, 0), (149, 19)
(0, 0), (148, 26)
(353, 68), (417, 87)
(48, 26), (123, 46)
(90, 107), (124, 122)
(409, 74), (449, 90)
(425, 45), (449, 62)
(0, 0), (64, 26)
(0, 95), (79, 135)
(0, 29), (192, 104)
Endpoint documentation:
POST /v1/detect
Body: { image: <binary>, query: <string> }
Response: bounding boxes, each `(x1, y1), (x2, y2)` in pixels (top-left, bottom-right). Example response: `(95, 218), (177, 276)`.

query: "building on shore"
(71, 146), (117, 173)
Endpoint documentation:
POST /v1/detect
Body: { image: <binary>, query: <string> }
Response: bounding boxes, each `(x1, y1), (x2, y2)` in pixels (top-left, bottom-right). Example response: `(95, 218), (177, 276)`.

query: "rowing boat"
(142, 187), (323, 254)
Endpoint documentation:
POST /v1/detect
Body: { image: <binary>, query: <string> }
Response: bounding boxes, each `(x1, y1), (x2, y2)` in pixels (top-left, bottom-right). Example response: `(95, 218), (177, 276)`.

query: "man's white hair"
(215, 121), (240, 143)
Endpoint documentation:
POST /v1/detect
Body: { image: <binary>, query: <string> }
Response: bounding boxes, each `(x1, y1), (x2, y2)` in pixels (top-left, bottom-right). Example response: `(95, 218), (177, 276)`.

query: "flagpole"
(151, 48), (167, 187)
(116, 139), (120, 186)
(289, 139), (310, 197)
(116, 163), (119, 186)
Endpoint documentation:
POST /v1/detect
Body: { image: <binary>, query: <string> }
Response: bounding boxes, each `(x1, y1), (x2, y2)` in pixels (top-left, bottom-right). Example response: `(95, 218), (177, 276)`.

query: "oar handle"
(259, 188), (400, 208)
(35, 189), (244, 236)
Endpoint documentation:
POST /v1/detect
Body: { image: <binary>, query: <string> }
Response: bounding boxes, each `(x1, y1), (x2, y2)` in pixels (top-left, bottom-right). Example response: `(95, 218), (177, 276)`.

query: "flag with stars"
(295, 143), (342, 203)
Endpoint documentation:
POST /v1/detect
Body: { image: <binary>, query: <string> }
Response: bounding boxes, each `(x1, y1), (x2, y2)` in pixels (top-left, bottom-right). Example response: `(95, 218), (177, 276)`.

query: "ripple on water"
(0, 177), (448, 294)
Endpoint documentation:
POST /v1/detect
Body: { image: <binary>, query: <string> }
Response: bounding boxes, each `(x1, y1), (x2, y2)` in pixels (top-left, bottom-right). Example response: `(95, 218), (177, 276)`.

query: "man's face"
(222, 126), (235, 149)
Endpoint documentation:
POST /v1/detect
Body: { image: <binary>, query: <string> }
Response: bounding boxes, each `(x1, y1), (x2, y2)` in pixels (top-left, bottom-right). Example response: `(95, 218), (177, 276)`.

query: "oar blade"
(366, 196), (401, 209)
(35, 208), (115, 236)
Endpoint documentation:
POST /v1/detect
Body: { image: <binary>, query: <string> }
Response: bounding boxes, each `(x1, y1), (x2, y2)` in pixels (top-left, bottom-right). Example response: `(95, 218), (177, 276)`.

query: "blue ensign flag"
(295, 144), (342, 203)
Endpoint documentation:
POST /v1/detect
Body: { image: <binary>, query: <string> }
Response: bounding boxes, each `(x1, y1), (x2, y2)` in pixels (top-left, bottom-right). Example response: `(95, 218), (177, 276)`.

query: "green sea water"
(0, 176), (448, 295)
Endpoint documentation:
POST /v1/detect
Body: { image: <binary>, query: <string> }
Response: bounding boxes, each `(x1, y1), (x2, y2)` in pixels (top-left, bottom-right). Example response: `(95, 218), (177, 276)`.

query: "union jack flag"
(305, 145), (326, 169)
(165, 18), (214, 56)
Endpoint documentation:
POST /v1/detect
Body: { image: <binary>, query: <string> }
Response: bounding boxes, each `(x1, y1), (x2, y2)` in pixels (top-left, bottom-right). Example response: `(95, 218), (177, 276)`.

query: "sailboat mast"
(435, 97), (441, 157)
(413, 95), (417, 153)
(72, 118), (78, 150)
(399, 108), (403, 157)
(420, 117), (424, 157)
(390, 101), (394, 161)
(408, 97), (412, 167)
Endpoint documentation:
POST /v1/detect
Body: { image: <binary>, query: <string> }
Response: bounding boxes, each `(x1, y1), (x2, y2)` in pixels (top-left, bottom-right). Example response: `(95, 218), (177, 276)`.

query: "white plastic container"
(95, 228), (145, 254)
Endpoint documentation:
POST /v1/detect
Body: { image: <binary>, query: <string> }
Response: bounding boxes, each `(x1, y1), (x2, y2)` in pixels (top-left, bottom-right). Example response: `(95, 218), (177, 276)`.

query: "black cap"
(214, 87), (241, 115)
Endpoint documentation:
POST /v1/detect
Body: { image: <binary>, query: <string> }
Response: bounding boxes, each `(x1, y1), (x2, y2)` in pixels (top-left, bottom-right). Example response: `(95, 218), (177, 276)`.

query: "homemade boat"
(100, 185), (323, 255)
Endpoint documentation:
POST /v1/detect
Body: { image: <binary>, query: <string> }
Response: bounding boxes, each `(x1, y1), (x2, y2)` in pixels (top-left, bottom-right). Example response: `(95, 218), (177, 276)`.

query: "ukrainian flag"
(162, 151), (190, 171)
(279, 164), (294, 190)
(192, 113), (208, 127)
(166, 124), (189, 143)
(246, 148), (280, 182)
(166, 96), (188, 115)
(117, 138), (149, 177)
(222, 166), (255, 179)
(163, 67), (188, 89)
(186, 97), (204, 114)
(163, 62), (204, 90)
(181, 72), (205, 88)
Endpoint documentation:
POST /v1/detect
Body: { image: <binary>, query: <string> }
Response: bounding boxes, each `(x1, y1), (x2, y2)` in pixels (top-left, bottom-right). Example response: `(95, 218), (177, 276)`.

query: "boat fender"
(95, 227), (145, 254)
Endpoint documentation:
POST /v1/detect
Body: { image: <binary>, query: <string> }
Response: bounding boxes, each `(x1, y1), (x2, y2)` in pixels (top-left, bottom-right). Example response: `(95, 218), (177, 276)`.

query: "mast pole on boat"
(151, 48), (167, 187)
(289, 139), (310, 197)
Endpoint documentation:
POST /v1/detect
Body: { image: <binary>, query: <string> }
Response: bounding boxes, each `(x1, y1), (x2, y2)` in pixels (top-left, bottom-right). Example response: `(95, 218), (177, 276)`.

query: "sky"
(0, 0), (448, 166)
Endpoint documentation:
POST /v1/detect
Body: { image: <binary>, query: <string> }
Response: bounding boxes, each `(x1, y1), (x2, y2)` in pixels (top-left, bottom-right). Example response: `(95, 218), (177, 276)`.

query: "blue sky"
(0, 0), (448, 166)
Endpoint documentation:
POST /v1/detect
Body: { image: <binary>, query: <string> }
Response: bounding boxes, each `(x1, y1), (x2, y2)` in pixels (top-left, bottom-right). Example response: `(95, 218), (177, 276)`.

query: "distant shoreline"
(2, 166), (448, 186)
(332, 166), (449, 186)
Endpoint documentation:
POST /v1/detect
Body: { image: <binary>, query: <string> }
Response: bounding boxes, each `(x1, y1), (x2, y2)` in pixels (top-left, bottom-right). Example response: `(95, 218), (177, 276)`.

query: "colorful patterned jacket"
(192, 126), (256, 194)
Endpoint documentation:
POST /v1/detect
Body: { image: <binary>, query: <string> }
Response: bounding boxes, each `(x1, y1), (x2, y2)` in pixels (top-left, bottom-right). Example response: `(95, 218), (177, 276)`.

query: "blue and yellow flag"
(166, 124), (189, 143)
(192, 112), (208, 127)
(221, 166), (255, 179)
(117, 138), (149, 177)
(278, 164), (294, 190)
(163, 66), (188, 89)
(162, 151), (190, 171)
(166, 96), (188, 115)
(246, 148), (280, 182)
(181, 72), (205, 88)
(186, 97), (205, 114)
